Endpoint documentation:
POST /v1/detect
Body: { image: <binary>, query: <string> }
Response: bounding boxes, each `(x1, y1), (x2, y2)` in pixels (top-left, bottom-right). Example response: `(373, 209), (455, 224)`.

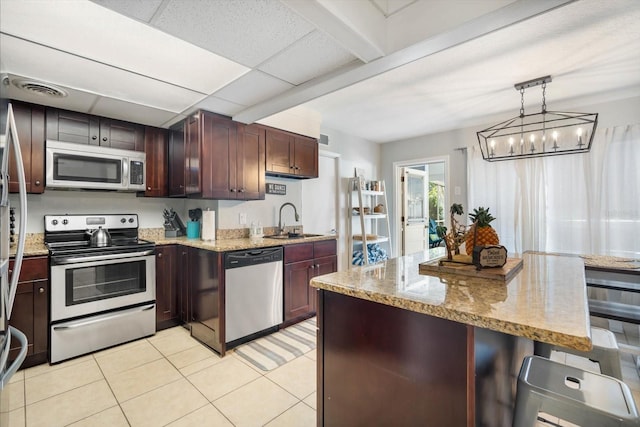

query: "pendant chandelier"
(476, 76), (598, 162)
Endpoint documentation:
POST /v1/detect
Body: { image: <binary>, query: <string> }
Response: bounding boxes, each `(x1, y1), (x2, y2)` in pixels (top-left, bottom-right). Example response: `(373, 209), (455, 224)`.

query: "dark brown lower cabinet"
(8, 256), (49, 368)
(155, 245), (179, 330)
(177, 246), (191, 326)
(283, 240), (337, 326)
(189, 248), (225, 355)
(317, 290), (532, 427)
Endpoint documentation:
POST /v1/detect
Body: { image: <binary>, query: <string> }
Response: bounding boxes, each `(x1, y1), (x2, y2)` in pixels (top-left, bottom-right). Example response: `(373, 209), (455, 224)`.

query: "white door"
(401, 168), (427, 255)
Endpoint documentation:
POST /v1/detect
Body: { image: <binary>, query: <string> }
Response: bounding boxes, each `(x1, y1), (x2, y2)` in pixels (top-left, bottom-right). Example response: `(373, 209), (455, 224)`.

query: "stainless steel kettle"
(86, 226), (112, 247)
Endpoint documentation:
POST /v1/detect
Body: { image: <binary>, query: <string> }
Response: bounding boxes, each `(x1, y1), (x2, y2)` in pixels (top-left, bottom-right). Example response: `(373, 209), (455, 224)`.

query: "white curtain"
(468, 124), (640, 258)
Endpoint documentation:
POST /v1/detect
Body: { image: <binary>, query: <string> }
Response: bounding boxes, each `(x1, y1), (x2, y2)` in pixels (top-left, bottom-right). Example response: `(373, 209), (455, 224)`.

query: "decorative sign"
(266, 183), (287, 195)
(472, 245), (508, 269)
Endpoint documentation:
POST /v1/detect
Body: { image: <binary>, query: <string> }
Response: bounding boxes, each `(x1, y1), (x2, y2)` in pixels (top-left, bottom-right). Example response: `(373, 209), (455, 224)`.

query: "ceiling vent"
(12, 78), (68, 98)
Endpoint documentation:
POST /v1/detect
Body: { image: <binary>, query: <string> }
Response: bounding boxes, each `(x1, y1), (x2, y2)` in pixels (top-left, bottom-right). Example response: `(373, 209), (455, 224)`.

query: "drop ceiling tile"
(191, 96), (247, 117)
(0, 35), (204, 113)
(2, 74), (99, 113)
(91, 97), (179, 127)
(211, 71), (293, 106)
(258, 30), (359, 86)
(90, 0), (164, 22)
(153, 0), (314, 67)
(1, 0), (249, 94)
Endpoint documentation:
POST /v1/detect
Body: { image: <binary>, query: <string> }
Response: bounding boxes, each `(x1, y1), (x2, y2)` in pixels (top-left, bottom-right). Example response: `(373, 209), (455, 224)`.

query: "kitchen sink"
(265, 233), (324, 239)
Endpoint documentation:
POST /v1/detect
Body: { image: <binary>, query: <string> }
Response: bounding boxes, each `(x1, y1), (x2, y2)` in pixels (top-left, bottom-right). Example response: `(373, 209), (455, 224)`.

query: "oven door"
(50, 251), (155, 322)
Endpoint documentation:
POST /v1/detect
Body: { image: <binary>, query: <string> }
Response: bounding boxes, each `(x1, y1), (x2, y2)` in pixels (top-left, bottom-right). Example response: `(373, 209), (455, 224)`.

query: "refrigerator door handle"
(5, 103), (27, 319)
(0, 327), (28, 386)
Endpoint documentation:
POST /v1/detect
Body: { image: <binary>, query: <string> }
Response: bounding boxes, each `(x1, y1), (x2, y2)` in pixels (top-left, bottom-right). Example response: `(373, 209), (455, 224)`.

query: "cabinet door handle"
(238, 188), (245, 193)
(290, 165), (295, 169)
(147, 186), (151, 191)
(102, 136), (108, 142)
(230, 188), (236, 192)
(92, 135), (97, 140)
(158, 253), (163, 258)
(35, 180), (41, 186)
(315, 264), (320, 269)
(39, 287), (45, 293)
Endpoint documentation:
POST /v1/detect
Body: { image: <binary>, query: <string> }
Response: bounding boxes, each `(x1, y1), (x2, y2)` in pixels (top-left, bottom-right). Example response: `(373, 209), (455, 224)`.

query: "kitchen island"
(310, 250), (593, 427)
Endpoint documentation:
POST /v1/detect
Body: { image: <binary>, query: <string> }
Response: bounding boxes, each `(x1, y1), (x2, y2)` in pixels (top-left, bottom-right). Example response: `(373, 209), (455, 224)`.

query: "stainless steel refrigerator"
(0, 99), (29, 424)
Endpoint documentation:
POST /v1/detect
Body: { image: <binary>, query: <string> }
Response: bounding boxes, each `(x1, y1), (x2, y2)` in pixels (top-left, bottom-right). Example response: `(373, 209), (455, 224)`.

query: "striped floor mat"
(233, 317), (317, 371)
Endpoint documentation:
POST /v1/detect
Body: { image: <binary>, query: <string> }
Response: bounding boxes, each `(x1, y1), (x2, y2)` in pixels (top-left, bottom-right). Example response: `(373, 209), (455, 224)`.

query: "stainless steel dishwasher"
(225, 247), (283, 344)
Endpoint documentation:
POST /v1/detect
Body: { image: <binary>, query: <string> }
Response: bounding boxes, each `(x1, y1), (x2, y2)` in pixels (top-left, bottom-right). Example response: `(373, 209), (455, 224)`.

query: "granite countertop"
(154, 234), (336, 252)
(10, 234), (48, 257)
(12, 230), (337, 257)
(311, 250), (593, 351)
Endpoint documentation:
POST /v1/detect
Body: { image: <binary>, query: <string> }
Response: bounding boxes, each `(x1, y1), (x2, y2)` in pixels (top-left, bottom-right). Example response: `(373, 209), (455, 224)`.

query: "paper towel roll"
(201, 210), (216, 241)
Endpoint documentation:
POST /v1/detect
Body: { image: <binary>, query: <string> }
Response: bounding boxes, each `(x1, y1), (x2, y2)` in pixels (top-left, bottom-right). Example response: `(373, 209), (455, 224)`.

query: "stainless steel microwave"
(46, 140), (145, 191)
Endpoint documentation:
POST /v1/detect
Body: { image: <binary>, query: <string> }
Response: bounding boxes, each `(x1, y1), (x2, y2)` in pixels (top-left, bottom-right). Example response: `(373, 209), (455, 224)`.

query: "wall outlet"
(239, 212), (247, 225)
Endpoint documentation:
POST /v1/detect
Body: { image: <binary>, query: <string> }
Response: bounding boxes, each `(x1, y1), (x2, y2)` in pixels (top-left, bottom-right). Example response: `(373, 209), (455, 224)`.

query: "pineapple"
(465, 207), (499, 255)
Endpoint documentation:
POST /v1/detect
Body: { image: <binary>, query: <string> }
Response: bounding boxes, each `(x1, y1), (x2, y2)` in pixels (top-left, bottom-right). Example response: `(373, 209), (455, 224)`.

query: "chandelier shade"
(476, 76), (598, 162)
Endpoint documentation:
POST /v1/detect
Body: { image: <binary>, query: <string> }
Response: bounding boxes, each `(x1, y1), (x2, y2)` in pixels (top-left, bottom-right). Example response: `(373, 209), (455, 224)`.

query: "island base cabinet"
(317, 290), (532, 427)
(318, 290), (473, 427)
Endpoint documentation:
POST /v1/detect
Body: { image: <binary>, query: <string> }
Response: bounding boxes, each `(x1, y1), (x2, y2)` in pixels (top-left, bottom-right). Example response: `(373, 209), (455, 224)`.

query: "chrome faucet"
(278, 202), (300, 235)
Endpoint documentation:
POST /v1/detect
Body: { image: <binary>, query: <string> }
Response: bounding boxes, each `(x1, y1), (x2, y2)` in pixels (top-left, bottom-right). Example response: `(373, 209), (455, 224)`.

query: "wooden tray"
(419, 257), (524, 282)
(353, 234), (377, 241)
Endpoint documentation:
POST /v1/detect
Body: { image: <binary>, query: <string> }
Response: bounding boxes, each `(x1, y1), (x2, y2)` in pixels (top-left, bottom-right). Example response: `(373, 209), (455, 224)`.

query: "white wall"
(314, 126), (381, 269)
(13, 190), (185, 233)
(20, 95), (634, 252)
(379, 95), (640, 248)
(207, 176), (303, 231)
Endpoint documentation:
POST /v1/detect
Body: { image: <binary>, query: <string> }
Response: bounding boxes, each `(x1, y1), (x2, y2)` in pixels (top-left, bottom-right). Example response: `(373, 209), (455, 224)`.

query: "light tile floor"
(6, 326), (317, 427)
(6, 318), (640, 426)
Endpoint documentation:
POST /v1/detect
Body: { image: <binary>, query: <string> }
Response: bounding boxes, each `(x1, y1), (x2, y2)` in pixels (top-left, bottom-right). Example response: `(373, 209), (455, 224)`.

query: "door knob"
(39, 287), (45, 293)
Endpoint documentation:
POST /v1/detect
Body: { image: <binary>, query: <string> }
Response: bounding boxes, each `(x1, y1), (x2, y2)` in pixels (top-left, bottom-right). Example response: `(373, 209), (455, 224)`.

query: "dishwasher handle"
(225, 247), (283, 269)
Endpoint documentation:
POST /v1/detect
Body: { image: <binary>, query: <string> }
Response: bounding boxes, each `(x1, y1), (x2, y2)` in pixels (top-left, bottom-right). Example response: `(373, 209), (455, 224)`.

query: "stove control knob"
(62, 219), (69, 225)
(52, 219), (58, 226)
(121, 218), (127, 223)
(128, 218), (134, 223)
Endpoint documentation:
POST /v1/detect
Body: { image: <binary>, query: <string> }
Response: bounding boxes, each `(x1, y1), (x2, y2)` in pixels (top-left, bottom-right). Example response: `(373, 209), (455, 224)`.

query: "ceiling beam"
(280, 0), (386, 63)
(233, 0), (576, 125)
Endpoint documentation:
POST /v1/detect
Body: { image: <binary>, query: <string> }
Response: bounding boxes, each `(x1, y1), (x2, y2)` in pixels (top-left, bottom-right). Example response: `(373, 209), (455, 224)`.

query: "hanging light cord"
(541, 82), (547, 113)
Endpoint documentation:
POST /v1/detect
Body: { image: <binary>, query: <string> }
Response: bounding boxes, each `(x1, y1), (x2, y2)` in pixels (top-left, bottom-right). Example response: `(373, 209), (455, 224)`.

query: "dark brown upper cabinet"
(169, 111), (265, 200)
(200, 113), (265, 200)
(46, 108), (144, 151)
(8, 101), (45, 194)
(265, 128), (318, 179)
(168, 115), (200, 197)
(144, 126), (169, 197)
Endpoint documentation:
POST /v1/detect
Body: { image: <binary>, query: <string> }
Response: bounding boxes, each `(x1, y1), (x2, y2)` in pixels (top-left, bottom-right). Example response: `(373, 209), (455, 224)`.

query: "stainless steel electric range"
(45, 214), (156, 363)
